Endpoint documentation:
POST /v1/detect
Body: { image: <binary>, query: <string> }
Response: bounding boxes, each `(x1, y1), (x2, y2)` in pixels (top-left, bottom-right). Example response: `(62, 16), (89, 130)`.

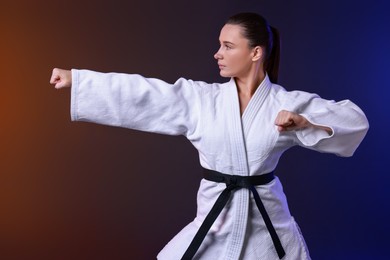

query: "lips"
(218, 64), (226, 68)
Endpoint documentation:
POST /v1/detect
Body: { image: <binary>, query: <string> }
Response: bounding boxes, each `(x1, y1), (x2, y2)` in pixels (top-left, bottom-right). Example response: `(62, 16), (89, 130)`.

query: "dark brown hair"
(226, 13), (280, 83)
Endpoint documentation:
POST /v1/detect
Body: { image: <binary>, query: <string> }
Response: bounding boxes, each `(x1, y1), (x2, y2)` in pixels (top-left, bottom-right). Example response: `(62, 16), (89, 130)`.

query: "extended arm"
(50, 68), (204, 140)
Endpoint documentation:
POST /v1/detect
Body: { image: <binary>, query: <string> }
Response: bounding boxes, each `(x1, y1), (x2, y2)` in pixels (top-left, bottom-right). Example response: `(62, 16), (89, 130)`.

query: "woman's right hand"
(50, 68), (72, 89)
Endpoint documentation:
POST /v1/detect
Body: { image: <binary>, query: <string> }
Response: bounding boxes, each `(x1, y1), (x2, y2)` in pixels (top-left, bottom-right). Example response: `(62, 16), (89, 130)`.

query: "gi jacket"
(70, 69), (369, 260)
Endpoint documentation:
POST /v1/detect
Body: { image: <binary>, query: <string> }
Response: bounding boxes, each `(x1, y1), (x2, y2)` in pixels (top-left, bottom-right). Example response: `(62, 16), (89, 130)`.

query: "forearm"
(306, 120), (333, 135)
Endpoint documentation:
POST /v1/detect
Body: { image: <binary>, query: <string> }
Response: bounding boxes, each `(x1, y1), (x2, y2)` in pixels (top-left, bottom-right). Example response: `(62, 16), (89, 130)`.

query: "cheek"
(229, 52), (249, 70)
(225, 52), (240, 67)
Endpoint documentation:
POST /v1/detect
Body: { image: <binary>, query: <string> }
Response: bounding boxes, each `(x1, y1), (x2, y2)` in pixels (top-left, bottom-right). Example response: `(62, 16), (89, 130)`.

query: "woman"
(50, 13), (369, 260)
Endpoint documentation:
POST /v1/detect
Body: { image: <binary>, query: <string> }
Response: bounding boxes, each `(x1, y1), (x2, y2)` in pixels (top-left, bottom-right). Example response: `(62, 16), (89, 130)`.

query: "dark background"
(1, 0), (389, 259)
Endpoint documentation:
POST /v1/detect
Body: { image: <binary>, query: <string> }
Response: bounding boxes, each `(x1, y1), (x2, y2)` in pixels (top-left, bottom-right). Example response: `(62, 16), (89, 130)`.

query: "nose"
(214, 47), (222, 60)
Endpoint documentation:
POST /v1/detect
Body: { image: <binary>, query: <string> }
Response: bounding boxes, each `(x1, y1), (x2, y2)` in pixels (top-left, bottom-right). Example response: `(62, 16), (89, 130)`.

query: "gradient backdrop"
(1, 0), (389, 259)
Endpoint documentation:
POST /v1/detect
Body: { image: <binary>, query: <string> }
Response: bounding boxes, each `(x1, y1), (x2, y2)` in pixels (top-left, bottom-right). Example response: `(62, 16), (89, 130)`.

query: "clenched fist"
(274, 110), (332, 135)
(50, 68), (72, 89)
(274, 110), (309, 132)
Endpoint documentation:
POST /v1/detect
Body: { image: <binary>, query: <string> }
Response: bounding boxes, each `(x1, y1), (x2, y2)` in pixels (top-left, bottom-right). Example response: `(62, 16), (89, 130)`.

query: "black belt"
(181, 168), (286, 259)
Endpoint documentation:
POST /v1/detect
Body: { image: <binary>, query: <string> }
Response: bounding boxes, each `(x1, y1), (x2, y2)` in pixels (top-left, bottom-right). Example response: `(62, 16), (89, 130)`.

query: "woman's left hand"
(274, 110), (309, 132)
(274, 110), (332, 135)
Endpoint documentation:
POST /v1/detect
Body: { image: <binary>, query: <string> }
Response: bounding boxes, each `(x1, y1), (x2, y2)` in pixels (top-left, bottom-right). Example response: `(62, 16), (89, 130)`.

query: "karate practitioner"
(50, 12), (369, 260)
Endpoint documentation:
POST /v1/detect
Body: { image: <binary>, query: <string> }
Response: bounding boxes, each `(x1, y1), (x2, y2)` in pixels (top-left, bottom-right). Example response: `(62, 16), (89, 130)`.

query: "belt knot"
(224, 175), (252, 190)
(225, 175), (239, 189)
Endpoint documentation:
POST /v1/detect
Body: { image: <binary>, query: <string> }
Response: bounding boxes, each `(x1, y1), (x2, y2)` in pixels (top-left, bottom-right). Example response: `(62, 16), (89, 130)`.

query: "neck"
(235, 63), (265, 98)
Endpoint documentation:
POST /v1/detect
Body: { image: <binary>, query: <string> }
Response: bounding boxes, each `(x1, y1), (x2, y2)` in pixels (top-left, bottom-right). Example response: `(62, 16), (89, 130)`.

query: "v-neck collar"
(241, 74), (271, 117)
(224, 74), (272, 176)
(231, 74), (272, 134)
(242, 74), (272, 137)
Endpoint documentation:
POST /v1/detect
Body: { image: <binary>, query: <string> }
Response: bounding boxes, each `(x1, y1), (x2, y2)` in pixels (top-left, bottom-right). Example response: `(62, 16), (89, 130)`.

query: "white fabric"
(71, 69), (369, 260)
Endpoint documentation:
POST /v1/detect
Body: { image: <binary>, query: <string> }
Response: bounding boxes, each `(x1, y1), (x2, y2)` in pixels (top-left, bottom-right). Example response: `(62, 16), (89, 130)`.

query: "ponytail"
(266, 26), (280, 84)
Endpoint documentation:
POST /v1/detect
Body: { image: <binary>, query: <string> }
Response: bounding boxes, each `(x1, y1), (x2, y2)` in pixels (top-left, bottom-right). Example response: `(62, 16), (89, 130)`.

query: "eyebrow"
(219, 40), (236, 46)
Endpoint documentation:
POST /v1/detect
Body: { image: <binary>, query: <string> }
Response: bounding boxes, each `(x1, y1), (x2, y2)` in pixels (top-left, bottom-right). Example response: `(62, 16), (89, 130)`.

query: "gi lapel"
(241, 74), (272, 139)
(222, 78), (250, 259)
(227, 74), (272, 175)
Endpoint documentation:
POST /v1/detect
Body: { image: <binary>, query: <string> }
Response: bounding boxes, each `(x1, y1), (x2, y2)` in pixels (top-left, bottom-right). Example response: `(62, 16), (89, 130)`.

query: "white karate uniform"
(70, 69), (369, 260)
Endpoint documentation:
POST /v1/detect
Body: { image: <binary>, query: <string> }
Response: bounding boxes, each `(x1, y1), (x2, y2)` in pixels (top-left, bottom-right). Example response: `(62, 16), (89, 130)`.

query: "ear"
(251, 46), (263, 62)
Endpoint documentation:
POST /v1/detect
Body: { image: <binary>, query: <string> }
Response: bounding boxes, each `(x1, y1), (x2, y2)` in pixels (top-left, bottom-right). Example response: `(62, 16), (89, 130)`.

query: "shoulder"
(273, 84), (319, 100)
(175, 77), (229, 89)
(189, 78), (231, 95)
(272, 83), (323, 111)
(272, 84), (320, 102)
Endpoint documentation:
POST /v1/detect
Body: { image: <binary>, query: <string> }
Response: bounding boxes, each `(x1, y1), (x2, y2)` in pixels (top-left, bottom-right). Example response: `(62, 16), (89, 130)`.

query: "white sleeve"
(70, 69), (203, 139)
(283, 91), (369, 157)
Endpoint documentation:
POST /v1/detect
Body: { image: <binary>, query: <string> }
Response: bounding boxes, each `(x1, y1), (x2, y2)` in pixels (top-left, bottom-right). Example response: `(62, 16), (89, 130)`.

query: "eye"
(225, 44), (232, 50)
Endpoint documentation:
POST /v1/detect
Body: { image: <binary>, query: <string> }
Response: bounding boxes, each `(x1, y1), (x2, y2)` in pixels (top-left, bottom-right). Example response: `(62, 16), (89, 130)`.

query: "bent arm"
(281, 91), (369, 157)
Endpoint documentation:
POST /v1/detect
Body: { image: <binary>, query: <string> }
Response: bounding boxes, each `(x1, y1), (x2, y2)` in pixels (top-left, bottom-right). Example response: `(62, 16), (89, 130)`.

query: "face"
(214, 24), (259, 78)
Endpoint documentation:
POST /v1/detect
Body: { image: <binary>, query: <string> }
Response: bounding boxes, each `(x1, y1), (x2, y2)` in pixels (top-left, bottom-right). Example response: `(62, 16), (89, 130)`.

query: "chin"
(219, 71), (234, 78)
